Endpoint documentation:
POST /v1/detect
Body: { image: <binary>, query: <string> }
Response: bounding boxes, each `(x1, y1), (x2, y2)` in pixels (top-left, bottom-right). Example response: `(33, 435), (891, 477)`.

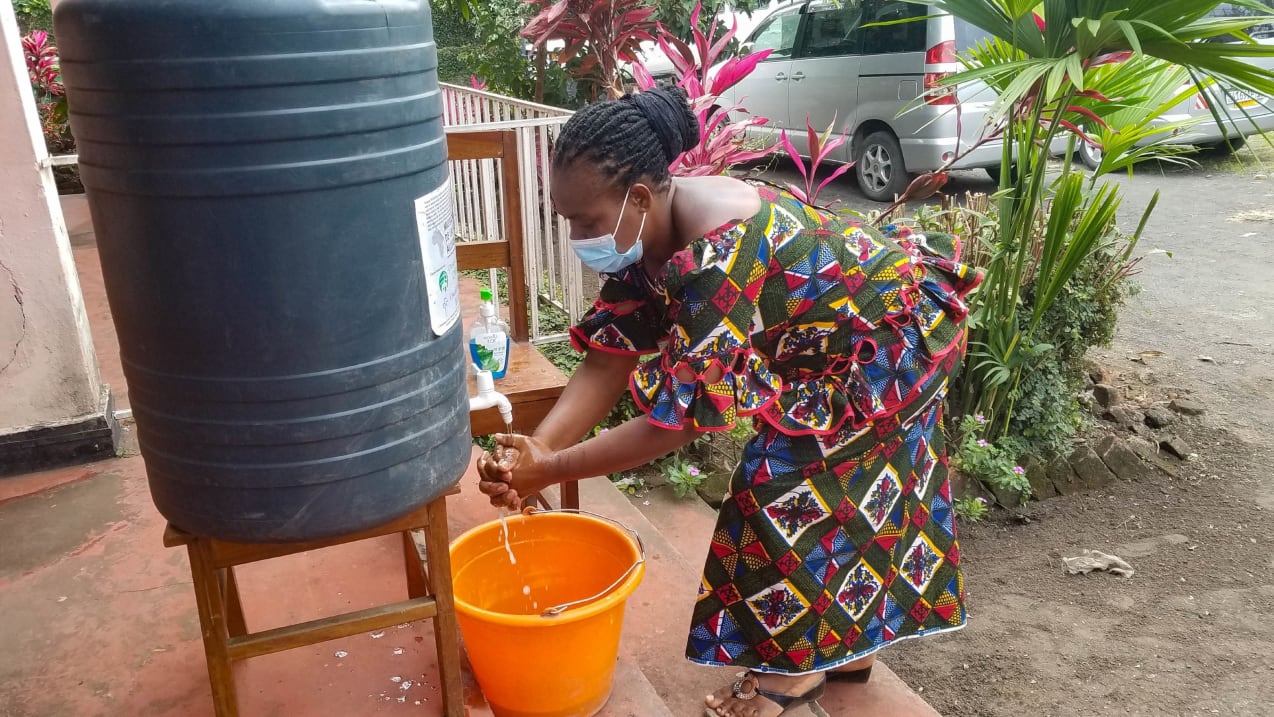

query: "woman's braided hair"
(552, 86), (700, 191)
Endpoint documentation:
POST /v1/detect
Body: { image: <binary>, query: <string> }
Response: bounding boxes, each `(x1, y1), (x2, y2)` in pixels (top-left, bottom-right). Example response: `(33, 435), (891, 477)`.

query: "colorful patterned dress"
(570, 186), (982, 675)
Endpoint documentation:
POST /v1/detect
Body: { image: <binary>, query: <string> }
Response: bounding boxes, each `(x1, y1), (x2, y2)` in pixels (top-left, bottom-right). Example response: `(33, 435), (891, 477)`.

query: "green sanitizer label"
(469, 333), (509, 376)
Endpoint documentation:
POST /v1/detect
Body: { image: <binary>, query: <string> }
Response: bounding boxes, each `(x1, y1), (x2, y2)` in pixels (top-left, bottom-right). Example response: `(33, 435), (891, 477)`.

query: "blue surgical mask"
(570, 187), (646, 274)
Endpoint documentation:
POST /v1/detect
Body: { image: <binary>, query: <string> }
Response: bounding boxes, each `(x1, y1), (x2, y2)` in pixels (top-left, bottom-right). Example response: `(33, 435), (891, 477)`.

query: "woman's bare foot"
(704, 671), (826, 717)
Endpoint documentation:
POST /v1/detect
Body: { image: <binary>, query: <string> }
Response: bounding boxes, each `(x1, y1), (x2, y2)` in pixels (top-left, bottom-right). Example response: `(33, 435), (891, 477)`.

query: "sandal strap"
(731, 671), (827, 709)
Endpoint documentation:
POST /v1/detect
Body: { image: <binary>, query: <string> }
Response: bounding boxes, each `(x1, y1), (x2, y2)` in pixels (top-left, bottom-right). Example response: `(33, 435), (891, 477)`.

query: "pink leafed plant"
(469, 75), (489, 91)
(21, 31), (72, 152)
(673, 109), (774, 177)
(779, 116), (851, 206)
(22, 31), (63, 97)
(653, 2), (772, 113)
(631, 2), (777, 177)
(522, 0), (657, 100)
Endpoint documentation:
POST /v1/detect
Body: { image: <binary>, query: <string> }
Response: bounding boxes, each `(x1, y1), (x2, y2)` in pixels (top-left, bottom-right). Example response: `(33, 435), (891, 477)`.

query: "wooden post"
(220, 566), (248, 638)
(425, 498), (464, 717)
(188, 541), (239, 717)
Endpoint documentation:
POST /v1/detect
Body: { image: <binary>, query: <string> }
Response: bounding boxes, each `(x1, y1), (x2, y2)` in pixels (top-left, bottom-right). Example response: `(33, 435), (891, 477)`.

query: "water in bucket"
(450, 509), (646, 717)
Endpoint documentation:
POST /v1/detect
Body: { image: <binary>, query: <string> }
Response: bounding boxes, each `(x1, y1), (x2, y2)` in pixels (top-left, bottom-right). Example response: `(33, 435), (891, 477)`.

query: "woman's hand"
(476, 433), (556, 509)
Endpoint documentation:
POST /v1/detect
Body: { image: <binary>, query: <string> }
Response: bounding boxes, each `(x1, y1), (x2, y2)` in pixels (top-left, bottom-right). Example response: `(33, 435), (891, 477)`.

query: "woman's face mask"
(570, 186), (646, 274)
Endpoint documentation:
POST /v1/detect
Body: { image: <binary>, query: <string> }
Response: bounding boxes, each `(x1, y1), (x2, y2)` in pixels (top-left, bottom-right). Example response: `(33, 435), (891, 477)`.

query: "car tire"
(1078, 136), (1103, 170)
(855, 131), (910, 202)
(1198, 137), (1246, 156)
(985, 164), (1020, 185)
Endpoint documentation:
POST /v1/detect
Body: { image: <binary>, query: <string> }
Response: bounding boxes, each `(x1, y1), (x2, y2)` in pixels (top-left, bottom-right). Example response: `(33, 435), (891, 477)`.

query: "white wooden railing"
(44, 83), (583, 345)
(440, 83), (581, 344)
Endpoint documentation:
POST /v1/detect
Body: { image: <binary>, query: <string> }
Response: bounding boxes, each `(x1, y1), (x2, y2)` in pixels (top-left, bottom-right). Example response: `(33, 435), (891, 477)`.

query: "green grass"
(1204, 131), (1274, 173)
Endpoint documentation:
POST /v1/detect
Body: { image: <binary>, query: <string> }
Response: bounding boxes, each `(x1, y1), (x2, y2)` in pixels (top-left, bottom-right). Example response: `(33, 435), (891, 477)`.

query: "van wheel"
(855, 131), (910, 202)
(1078, 136), (1103, 170)
(985, 164), (1020, 185)
(1198, 137), (1246, 156)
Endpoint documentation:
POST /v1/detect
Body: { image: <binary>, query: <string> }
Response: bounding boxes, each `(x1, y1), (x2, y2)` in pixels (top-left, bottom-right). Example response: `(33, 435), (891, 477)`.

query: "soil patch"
(889, 418), (1274, 717)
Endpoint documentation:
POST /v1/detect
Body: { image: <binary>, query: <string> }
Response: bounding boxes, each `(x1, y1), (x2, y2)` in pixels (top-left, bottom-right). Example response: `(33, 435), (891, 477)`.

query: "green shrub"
(910, 193), (1137, 459)
(953, 496), (990, 523)
(14, 0), (53, 35)
(1008, 250), (1132, 455)
(952, 416), (1029, 503)
(659, 454), (708, 498)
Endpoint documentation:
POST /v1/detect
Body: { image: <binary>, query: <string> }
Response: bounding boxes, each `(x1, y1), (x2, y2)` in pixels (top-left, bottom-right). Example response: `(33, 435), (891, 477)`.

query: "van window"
(954, 18), (993, 53)
(1207, 2), (1274, 39)
(750, 10), (803, 59)
(858, 0), (927, 55)
(801, 3), (863, 59)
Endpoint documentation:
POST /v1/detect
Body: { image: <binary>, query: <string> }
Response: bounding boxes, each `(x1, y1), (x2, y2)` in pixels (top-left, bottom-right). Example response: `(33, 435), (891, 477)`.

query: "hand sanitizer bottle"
(468, 288), (510, 379)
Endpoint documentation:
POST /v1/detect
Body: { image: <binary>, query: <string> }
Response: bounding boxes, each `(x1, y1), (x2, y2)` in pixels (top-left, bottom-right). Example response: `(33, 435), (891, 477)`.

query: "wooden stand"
(163, 488), (463, 717)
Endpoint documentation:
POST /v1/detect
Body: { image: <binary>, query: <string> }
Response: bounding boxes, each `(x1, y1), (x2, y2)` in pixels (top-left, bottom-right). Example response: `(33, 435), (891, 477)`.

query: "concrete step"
(625, 483), (719, 570)
(576, 476), (737, 715)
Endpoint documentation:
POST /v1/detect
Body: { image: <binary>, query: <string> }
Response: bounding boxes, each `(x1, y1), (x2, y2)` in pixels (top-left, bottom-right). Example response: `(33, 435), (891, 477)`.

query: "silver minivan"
(718, 0), (1001, 201)
(1076, 36), (1274, 169)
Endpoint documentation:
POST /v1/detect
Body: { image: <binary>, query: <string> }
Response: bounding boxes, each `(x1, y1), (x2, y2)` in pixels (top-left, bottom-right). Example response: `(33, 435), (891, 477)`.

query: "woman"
(477, 87), (979, 716)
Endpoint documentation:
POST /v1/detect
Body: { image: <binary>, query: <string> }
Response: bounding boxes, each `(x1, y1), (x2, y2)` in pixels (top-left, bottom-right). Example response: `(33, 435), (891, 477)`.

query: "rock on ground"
(1170, 398), (1207, 416)
(1092, 384), (1120, 408)
(1068, 445), (1118, 489)
(1160, 434), (1193, 460)
(1144, 405), (1176, 428)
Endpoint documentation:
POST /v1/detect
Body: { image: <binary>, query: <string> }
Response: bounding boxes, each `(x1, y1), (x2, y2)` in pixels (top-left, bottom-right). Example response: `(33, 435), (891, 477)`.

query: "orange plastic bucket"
(450, 508), (646, 717)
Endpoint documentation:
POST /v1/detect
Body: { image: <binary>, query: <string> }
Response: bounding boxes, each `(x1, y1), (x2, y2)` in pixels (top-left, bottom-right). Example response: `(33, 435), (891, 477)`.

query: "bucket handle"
(520, 507), (646, 618)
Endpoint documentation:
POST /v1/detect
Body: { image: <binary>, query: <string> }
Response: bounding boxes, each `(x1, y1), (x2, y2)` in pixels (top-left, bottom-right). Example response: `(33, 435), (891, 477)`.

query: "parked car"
(638, 3), (780, 85)
(717, 0), (1003, 201)
(1077, 36), (1274, 170)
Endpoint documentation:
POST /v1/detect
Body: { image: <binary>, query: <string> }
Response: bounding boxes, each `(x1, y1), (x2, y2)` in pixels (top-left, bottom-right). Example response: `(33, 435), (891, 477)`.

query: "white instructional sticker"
(415, 179), (461, 336)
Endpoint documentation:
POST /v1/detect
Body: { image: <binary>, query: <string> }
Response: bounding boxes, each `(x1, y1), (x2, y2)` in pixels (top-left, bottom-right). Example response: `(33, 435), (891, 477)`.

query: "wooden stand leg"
(424, 497), (463, 717)
(562, 480), (580, 510)
(220, 566), (247, 638)
(403, 529), (430, 599)
(188, 541), (239, 717)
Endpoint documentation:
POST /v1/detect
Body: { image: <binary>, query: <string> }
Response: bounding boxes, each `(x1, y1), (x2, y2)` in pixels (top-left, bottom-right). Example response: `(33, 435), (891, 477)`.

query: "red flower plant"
(779, 116), (851, 206)
(522, 0), (657, 100)
(631, 2), (777, 177)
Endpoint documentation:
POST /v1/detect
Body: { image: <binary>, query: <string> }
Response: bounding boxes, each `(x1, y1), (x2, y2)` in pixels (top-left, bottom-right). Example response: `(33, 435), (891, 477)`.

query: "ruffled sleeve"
(881, 223), (982, 343)
(629, 222), (782, 432)
(569, 265), (663, 355)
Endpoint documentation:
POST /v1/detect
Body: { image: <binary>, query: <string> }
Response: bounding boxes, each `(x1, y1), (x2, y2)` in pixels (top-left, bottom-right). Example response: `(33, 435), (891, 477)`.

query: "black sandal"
(827, 664), (873, 683)
(703, 671), (827, 716)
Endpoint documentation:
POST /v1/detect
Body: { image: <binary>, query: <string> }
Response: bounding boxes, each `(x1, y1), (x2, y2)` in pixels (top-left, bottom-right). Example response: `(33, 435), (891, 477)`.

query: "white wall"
(0, 2), (103, 430)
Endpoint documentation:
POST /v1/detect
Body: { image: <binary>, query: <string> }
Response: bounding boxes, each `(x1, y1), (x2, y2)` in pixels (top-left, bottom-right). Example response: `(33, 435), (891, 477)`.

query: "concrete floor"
(1, 452), (474, 716)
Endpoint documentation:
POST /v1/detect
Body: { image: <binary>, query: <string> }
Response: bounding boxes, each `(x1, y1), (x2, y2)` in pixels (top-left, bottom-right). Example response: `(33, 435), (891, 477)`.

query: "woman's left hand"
(476, 433), (556, 509)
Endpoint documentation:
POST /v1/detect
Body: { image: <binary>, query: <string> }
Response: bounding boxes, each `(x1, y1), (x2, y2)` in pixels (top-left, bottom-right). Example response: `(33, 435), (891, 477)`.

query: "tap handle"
(474, 367), (496, 395)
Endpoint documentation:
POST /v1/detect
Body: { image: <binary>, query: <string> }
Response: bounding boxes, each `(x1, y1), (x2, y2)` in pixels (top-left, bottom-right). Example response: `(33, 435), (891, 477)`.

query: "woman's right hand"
(476, 445), (518, 510)
(476, 433), (555, 509)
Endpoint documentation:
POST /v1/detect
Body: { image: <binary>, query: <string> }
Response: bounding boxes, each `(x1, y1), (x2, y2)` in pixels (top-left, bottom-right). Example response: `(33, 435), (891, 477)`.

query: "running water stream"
(494, 430), (540, 612)
(498, 508), (517, 566)
(495, 430), (518, 566)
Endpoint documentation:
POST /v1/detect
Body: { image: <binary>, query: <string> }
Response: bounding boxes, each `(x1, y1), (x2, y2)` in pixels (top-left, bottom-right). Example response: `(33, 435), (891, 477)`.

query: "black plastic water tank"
(54, 0), (471, 542)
